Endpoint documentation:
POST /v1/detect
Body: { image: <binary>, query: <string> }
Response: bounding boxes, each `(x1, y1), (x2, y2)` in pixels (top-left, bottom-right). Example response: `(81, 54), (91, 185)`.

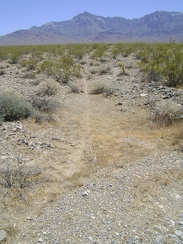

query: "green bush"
(137, 43), (183, 87)
(39, 55), (81, 83)
(20, 57), (38, 70)
(0, 92), (33, 121)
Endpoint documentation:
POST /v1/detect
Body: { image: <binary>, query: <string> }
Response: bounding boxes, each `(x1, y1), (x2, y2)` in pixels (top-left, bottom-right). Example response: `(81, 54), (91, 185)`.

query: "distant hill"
(0, 11), (183, 45)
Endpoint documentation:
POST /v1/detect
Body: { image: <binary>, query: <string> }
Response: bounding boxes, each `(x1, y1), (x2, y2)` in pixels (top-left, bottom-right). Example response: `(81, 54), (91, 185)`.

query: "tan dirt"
(0, 53), (182, 243)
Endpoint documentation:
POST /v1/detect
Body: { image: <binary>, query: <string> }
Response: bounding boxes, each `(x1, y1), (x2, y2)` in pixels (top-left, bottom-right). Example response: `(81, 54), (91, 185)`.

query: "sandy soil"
(0, 53), (182, 243)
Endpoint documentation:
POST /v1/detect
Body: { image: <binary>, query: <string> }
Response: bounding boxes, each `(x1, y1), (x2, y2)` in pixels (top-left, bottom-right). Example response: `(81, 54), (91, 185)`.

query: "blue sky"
(0, 0), (183, 36)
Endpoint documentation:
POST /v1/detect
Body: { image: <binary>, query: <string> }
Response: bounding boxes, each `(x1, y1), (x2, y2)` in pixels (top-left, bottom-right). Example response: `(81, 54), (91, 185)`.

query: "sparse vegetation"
(0, 69), (5, 75)
(136, 43), (183, 87)
(0, 42), (182, 241)
(19, 57), (39, 70)
(0, 159), (41, 203)
(0, 92), (33, 121)
(39, 55), (81, 83)
(90, 81), (112, 95)
(21, 72), (36, 79)
(68, 82), (80, 93)
(36, 79), (60, 96)
(31, 95), (60, 113)
(152, 100), (183, 126)
(117, 62), (128, 76)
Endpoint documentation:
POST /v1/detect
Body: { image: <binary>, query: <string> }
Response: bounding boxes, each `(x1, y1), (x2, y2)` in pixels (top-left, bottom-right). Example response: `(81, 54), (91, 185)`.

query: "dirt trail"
(36, 79), (160, 195)
(1, 53), (183, 243)
(18, 54), (176, 201)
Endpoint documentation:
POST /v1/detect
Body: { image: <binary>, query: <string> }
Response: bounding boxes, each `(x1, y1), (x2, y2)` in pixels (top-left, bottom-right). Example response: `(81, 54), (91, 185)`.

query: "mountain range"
(0, 11), (183, 45)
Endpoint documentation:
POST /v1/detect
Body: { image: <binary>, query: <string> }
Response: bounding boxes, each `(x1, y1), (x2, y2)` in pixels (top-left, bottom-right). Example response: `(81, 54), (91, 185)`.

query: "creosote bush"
(39, 55), (81, 83)
(0, 92), (33, 121)
(136, 43), (183, 87)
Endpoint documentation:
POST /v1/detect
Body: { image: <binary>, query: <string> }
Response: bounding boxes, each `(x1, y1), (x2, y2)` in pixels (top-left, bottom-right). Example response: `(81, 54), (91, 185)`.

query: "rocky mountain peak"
(0, 11), (183, 45)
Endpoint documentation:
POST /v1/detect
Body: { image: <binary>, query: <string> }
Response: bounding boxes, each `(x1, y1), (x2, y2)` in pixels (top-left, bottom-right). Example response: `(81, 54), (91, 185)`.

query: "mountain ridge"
(0, 11), (183, 45)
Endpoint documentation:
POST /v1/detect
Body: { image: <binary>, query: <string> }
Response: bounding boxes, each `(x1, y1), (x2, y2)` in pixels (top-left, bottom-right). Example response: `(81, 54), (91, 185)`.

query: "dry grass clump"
(36, 79), (60, 96)
(99, 65), (112, 75)
(31, 95), (60, 113)
(90, 81), (112, 95)
(0, 159), (41, 203)
(0, 69), (5, 75)
(21, 72), (36, 79)
(152, 100), (182, 126)
(68, 82), (80, 93)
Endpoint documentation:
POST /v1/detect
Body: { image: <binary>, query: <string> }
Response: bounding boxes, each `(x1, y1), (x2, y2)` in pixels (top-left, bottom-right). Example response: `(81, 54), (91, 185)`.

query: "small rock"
(140, 93), (147, 97)
(81, 191), (89, 196)
(0, 230), (7, 242)
(168, 234), (176, 239)
(154, 226), (168, 233)
(161, 95), (169, 99)
(155, 235), (165, 244)
(121, 107), (127, 112)
(175, 194), (181, 200)
(175, 230), (183, 237)
(169, 220), (175, 226)
(116, 102), (123, 106)
(26, 217), (32, 220)
(1, 156), (8, 160)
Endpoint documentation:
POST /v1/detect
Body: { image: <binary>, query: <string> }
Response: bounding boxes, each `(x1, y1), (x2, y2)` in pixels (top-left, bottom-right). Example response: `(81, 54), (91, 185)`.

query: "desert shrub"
(19, 57), (38, 70)
(0, 160), (41, 190)
(68, 82), (80, 93)
(29, 79), (42, 86)
(117, 62), (128, 76)
(137, 43), (183, 87)
(9, 53), (21, 64)
(0, 159), (41, 203)
(91, 44), (110, 59)
(68, 44), (87, 60)
(112, 43), (136, 58)
(36, 80), (60, 96)
(0, 49), (8, 60)
(39, 55), (81, 83)
(0, 115), (4, 125)
(89, 61), (94, 66)
(89, 67), (102, 75)
(152, 100), (182, 125)
(33, 111), (55, 123)
(0, 92), (33, 121)
(99, 65), (111, 75)
(31, 95), (60, 113)
(79, 60), (87, 65)
(90, 81), (112, 95)
(21, 72), (36, 79)
(0, 70), (5, 75)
